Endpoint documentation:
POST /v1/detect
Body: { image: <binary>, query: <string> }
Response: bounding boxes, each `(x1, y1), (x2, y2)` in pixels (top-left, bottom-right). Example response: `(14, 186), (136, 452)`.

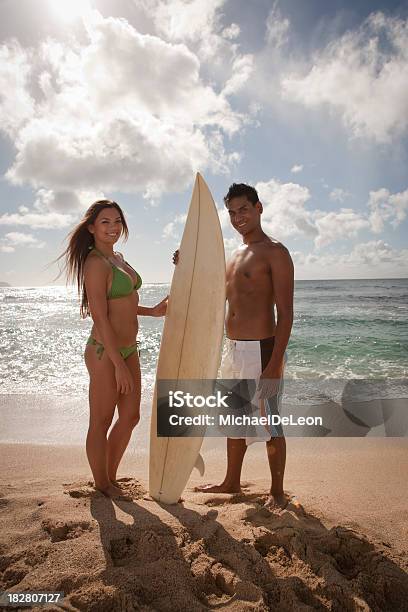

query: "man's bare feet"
(96, 483), (132, 500)
(194, 483), (241, 494)
(264, 492), (292, 511)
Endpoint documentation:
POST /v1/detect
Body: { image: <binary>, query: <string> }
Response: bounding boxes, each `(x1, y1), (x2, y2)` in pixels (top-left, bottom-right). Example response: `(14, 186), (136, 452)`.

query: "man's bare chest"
(226, 251), (271, 291)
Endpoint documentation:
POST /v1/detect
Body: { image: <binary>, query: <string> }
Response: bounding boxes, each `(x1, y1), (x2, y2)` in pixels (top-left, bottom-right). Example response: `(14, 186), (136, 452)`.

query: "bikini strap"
(90, 246), (115, 267)
(114, 251), (136, 274)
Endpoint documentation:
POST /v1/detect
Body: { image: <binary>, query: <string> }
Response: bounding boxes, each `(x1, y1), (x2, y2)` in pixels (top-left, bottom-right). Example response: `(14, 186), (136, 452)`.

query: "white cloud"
(0, 207), (74, 229)
(290, 164), (303, 174)
(368, 187), (408, 233)
(32, 189), (103, 213)
(222, 54), (254, 96)
(254, 4), (292, 87)
(0, 9), (246, 202)
(293, 241), (408, 278)
(329, 188), (350, 202)
(256, 179), (367, 249)
(256, 179), (317, 240)
(150, 0), (230, 61)
(314, 209), (369, 248)
(4, 232), (39, 245)
(345, 240), (407, 266)
(222, 24), (240, 40)
(147, 0), (255, 116)
(146, 0), (255, 110)
(253, 178), (377, 250)
(162, 213), (187, 239)
(0, 231), (45, 252)
(217, 206), (230, 230)
(162, 222), (176, 239)
(0, 187), (105, 231)
(281, 12), (408, 142)
(152, 0), (223, 42)
(223, 236), (241, 255)
(0, 41), (35, 138)
(292, 251), (318, 266)
(265, 3), (290, 49)
(223, 178), (407, 250)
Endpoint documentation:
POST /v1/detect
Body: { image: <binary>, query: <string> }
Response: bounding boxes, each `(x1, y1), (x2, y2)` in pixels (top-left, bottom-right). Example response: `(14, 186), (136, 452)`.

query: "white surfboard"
(149, 173), (226, 504)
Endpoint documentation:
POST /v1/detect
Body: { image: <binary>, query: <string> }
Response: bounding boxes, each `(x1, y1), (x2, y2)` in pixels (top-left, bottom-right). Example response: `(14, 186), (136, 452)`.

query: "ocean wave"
(283, 378), (408, 405)
(1, 282), (406, 395)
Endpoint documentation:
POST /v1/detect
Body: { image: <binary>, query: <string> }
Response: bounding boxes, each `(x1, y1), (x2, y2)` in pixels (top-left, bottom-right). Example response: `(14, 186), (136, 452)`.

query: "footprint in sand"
(199, 494), (245, 507)
(1, 563), (29, 588)
(191, 551), (264, 609)
(109, 530), (181, 568)
(0, 489), (13, 510)
(194, 489), (258, 508)
(0, 541), (52, 590)
(247, 515), (408, 610)
(111, 477), (147, 499)
(192, 485), (303, 514)
(63, 478), (146, 500)
(41, 518), (93, 542)
(68, 584), (122, 611)
(0, 550), (29, 588)
(62, 481), (95, 499)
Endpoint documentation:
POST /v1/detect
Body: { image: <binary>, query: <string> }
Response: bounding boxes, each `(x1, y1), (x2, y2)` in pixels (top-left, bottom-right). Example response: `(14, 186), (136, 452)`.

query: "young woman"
(61, 199), (167, 499)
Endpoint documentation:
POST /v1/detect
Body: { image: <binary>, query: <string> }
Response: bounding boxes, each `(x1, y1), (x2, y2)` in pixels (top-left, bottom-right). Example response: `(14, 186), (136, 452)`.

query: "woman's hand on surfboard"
(115, 361), (135, 395)
(151, 296), (168, 317)
(172, 249), (179, 265)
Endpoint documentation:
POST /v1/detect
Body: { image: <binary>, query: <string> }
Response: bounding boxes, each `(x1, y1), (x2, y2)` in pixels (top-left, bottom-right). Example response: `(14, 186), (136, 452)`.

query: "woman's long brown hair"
(57, 200), (129, 318)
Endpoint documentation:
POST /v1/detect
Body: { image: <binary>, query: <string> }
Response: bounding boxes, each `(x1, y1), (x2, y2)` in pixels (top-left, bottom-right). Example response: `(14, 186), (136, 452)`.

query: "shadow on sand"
(80, 483), (408, 611)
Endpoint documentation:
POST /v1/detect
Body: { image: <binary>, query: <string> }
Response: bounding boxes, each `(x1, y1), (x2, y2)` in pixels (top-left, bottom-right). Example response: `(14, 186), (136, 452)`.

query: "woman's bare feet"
(96, 483), (132, 500)
(194, 482), (241, 494)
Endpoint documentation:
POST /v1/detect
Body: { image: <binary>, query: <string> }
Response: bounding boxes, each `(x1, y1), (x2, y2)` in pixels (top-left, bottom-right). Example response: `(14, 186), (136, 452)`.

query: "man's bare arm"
(263, 245), (294, 375)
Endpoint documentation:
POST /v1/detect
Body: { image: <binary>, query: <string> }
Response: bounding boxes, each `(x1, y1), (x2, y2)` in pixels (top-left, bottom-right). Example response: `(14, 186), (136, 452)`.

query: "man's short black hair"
(223, 183), (259, 206)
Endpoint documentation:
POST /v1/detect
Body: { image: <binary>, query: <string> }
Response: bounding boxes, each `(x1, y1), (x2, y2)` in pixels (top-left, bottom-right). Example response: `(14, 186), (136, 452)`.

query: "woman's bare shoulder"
(84, 251), (109, 274)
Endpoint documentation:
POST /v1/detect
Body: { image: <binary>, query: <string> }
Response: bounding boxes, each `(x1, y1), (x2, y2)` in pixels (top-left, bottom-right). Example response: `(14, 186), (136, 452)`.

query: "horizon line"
(1, 276), (408, 288)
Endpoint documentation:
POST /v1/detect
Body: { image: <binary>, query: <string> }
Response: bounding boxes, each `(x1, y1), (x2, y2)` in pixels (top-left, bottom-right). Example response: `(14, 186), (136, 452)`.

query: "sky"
(0, 0), (407, 285)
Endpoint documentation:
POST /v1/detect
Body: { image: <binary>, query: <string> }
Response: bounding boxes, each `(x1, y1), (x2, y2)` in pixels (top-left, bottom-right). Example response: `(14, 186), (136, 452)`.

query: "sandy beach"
(1, 436), (407, 611)
(1, 0), (408, 604)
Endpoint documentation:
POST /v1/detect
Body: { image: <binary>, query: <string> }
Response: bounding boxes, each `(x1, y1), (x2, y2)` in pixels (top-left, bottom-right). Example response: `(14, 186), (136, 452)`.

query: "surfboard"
(149, 173), (226, 504)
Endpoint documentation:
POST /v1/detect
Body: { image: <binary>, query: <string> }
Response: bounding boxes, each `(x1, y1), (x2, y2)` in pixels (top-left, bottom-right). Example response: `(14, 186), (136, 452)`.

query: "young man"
(174, 183), (294, 509)
(173, 183), (293, 509)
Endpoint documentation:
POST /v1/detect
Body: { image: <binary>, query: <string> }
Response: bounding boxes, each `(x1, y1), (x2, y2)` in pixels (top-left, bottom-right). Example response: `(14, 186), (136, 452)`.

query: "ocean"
(1, 278), (407, 444)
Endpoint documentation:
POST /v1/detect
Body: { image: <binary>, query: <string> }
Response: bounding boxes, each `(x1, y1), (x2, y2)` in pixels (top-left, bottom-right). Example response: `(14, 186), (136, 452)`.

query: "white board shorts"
(219, 337), (286, 445)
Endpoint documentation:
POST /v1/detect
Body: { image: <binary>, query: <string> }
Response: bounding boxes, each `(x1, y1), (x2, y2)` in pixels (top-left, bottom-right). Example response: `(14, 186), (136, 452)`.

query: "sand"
(1, 437), (407, 611)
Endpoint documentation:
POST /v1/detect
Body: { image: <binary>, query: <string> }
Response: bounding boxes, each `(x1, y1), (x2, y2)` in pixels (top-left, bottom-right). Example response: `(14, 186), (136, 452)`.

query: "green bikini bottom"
(86, 336), (140, 360)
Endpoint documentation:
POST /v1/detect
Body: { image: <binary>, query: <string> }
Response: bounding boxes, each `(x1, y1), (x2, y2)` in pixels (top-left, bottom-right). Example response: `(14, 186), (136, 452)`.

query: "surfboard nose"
(195, 171), (210, 193)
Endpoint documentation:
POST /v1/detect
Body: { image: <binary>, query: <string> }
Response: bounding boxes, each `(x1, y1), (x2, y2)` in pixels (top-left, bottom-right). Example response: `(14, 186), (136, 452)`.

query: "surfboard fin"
(194, 453), (205, 476)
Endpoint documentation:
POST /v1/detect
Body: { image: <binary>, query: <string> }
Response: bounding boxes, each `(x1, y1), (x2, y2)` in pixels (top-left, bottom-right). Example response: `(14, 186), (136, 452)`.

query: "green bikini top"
(90, 247), (142, 300)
